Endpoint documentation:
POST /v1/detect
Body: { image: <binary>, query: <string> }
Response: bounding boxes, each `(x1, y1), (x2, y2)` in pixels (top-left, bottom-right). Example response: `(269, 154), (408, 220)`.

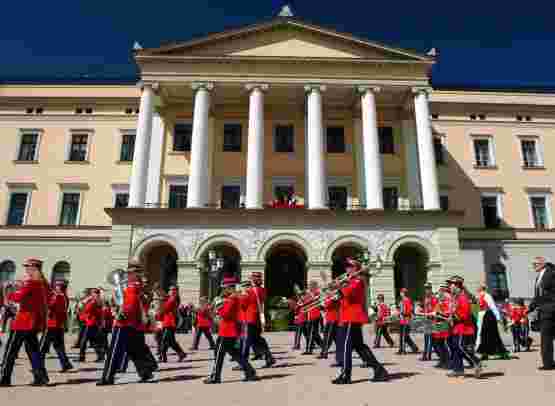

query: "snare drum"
(432, 321), (450, 333)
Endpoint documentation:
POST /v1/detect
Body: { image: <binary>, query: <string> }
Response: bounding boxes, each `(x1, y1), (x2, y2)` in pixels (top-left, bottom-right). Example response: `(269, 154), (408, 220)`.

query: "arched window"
(51, 261), (71, 283)
(487, 263), (509, 301)
(0, 260), (16, 283)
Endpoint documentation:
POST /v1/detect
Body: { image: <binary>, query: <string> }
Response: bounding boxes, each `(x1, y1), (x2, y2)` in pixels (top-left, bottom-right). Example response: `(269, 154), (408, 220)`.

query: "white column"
(305, 85), (328, 209)
(401, 119), (423, 208)
(245, 84), (268, 209)
(359, 86), (384, 209)
(187, 83), (213, 208)
(145, 112), (164, 207)
(354, 118), (366, 207)
(413, 88), (440, 210)
(129, 84), (154, 207)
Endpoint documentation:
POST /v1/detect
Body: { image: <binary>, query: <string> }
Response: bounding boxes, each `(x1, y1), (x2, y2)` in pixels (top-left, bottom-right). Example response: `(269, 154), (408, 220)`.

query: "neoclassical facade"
(1, 13), (554, 302)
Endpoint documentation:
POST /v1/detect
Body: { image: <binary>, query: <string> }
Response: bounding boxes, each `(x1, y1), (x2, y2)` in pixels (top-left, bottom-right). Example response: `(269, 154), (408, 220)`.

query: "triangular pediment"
(139, 18), (431, 62)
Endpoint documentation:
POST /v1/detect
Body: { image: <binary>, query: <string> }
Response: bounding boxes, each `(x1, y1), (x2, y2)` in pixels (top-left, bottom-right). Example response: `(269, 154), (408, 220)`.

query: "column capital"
(191, 82), (214, 92)
(411, 86), (432, 96)
(356, 85), (381, 95)
(245, 83), (269, 92)
(136, 81), (160, 93)
(304, 84), (327, 93)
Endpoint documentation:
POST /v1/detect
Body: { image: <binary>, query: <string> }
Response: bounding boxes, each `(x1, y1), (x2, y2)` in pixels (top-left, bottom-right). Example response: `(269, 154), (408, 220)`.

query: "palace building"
(1, 9), (554, 303)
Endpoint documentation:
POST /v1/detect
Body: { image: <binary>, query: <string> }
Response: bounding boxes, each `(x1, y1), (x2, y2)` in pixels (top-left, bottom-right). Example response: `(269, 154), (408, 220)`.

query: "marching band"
(0, 255), (538, 388)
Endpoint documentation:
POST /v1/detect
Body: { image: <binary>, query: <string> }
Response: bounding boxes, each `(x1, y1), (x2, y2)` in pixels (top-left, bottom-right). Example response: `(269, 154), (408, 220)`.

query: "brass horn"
(106, 269), (128, 307)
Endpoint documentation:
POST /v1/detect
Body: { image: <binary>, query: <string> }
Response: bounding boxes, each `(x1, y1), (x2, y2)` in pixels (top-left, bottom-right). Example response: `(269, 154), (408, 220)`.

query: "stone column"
(245, 84), (268, 209)
(401, 119), (423, 208)
(187, 83), (213, 208)
(129, 84), (154, 207)
(353, 118), (366, 208)
(358, 86), (384, 210)
(372, 263), (396, 305)
(145, 112), (164, 207)
(413, 88), (440, 210)
(305, 85), (328, 209)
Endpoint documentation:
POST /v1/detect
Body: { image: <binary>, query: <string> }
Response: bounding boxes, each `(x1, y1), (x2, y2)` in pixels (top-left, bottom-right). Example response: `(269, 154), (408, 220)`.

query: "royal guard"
(0, 258), (50, 387)
(204, 276), (258, 384)
(158, 286), (187, 362)
(40, 279), (73, 372)
(79, 288), (105, 362)
(520, 300), (531, 351)
(431, 284), (452, 369)
(303, 280), (323, 355)
(72, 289), (90, 349)
(318, 289), (339, 359)
(398, 288), (419, 354)
(332, 258), (389, 385)
(421, 283), (437, 361)
(239, 272), (275, 368)
(190, 296), (215, 350)
(447, 276), (482, 378)
(374, 294), (394, 348)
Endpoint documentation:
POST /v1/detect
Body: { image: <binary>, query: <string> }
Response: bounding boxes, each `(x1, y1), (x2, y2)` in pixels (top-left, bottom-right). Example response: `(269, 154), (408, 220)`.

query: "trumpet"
(301, 290), (342, 313)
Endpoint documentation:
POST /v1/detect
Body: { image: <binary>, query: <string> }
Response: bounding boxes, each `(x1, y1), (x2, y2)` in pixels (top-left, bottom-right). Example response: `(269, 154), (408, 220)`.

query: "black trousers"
(305, 319), (323, 353)
(511, 325), (523, 352)
(1, 330), (48, 384)
(192, 327), (215, 349)
(448, 334), (480, 373)
(159, 327), (186, 361)
(74, 322), (85, 347)
(432, 337), (449, 367)
(210, 336), (255, 380)
(374, 325), (394, 347)
(340, 324), (383, 377)
(399, 324), (418, 353)
(79, 325), (104, 360)
(320, 322), (338, 356)
(241, 323), (274, 364)
(40, 328), (72, 369)
(540, 317), (555, 368)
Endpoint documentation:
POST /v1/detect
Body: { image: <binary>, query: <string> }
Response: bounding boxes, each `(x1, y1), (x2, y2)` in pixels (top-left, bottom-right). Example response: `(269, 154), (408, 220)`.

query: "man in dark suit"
(529, 256), (555, 371)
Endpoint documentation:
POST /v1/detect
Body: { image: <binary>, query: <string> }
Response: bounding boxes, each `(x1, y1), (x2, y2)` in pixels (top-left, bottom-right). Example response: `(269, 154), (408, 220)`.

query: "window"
(530, 195), (551, 230)
(173, 123), (192, 152)
(473, 138), (494, 167)
(59, 193), (80, 225)
(120, 132), (135, 161)
(51, 261), (70, 283)
(440, 195), (449, 211)
(69, 134), (89, 161)
(169, 185), (188, 209)
(274, 125), (294, 153)
(114, 193), (129, 208)
(223, 124), (242, 152)
(326, 127), (345, 153)
(521, 139), (542, 168)
(221, 185), (241, 208)
(434, 137), (445, 165)
(0, 261), (16, 283)
(488, 263), (509, 301)
(328, 186), (348, 209)
(383, 187), (398, 210)
(18, 133), (39, 161)
(481, 195), (501, 228)
(7, 192), (29, 225)
(379, 127), (395, 154)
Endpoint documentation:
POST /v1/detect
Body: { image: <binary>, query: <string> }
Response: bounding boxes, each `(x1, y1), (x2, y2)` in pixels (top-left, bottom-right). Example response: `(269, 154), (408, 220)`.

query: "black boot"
(372, 367), (389, 382)
(60, 363), (74, 373)
(30, 370), (48, 387)
(203, 375), (221, 384)
(331, 372), (351, 385)
(96, 379), (114, 386)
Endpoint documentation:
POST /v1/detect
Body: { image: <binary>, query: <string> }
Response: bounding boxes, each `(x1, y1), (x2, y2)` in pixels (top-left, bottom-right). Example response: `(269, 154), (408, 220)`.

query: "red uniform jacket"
(510, 307), (525, 325)
(83, 298), (101, 327)
(339, 277), (368, 324)
(452, 293), (474, 336)
(196, 304), (213, 328)
(376, 303), (391, 326)
(432, 298), (451, 339)
(294, 302), (305, 325)
(308, 289), (322, 321)
(324, 296), (339, 323)
(479, 293), (488, 311)
(240, 286), (265, 325)
(218, 296), (239, 338)
(102, 306), (114, 330)
(160, 295), (178, 329)
(399, 297), (413, 326)
(114, 286), (141, 329)
(8, 279), (48, 331)
(47, 292), (68, 329)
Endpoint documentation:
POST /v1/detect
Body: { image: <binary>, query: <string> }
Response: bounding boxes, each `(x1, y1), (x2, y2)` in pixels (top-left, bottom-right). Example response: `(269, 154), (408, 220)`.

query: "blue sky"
(1, 0), (555, 88)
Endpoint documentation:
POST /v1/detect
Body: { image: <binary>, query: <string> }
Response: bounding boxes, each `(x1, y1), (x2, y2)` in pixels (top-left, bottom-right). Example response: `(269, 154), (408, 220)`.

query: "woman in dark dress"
(475, 285), (511, 360)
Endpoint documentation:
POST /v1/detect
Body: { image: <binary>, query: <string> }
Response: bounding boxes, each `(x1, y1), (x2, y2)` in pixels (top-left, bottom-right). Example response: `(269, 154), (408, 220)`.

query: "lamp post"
(368, 252), (384, 307)
(206, 249), (225, 300)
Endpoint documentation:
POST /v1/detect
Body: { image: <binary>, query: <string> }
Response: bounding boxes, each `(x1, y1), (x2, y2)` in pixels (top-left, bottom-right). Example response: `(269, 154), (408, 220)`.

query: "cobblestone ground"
(0, 331), (553, 405)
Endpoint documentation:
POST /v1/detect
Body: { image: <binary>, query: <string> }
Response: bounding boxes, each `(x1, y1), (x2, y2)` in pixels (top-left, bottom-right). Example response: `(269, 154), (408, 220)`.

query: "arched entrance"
(142, 243), (178, 292)
(265, 244), (307, 301)
(331, 244), (364, 279)
(199, 244), (241, 300)
(393, 243), (429, 302)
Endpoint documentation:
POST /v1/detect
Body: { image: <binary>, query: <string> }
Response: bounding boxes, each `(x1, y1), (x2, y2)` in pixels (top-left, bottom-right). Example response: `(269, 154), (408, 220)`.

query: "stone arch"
(324, 235), (369, 262)
(257, 233), (311, 262)
(132, 234), (184, 261)
(385, 235), (437, 264)
(193, 234), (246, 262)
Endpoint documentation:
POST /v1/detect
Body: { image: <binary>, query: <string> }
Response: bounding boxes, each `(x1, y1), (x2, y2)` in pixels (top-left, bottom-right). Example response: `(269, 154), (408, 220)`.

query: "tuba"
(106, 269), (128, 307)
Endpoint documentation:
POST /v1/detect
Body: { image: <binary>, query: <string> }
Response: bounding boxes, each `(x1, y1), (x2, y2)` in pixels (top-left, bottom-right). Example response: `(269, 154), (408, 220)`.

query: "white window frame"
(166, 176), (189, 207)
(471, 134), (496, 167)
(111, 184), (130, 207)
(57, 185), (87, 226)
(528, 192), (553, 229)
(480, 192), (503, 226)
(117, 129), (136, 162)
(327, 176), (352, 209)
(5, 185), (34, 225)
(15, 128), (43, 161)
(518, 135), (544, 168)
(66, 129), (93, 161)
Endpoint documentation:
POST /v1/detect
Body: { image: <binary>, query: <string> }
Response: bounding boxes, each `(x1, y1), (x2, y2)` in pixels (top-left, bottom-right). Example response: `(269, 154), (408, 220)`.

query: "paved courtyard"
(1, 331), (553, 405)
